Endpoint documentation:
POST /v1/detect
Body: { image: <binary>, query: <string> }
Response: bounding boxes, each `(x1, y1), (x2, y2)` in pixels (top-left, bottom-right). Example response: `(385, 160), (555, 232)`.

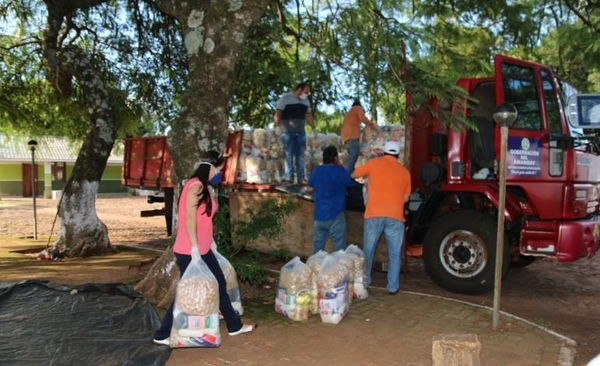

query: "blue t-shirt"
(308, 164), (356, 221)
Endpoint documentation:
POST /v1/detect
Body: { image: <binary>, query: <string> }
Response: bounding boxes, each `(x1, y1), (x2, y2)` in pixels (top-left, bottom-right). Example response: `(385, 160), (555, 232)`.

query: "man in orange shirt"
(341, 100), (377, 173)
(351, 141), (411, 294)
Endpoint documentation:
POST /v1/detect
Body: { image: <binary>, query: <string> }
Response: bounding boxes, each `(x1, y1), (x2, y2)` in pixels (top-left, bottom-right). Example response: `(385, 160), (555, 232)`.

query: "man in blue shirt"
(274, 82), (316, 184)
(308, 146), (356, 253)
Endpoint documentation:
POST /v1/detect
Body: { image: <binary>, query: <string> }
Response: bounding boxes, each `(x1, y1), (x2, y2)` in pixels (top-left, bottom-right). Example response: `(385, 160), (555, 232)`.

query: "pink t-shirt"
(173, 178), (217, 255)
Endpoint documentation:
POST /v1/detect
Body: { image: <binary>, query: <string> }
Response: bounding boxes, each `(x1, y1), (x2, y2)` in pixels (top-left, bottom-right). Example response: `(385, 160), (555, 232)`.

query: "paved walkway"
(165, 287), (576, 366)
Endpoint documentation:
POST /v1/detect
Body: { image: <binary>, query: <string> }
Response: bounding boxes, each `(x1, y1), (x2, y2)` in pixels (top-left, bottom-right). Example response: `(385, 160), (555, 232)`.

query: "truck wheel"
(423, 210), (510, 295)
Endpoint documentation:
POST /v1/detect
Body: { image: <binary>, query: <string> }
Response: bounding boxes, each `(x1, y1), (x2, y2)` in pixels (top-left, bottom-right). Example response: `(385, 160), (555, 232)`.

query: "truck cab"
(406, 54), (600, 294)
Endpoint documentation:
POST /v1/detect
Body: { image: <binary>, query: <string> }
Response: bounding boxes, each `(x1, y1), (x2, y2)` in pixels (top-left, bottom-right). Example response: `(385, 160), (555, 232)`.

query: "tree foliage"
(4, 0), (600, 137)
(0, 0), (186, 139)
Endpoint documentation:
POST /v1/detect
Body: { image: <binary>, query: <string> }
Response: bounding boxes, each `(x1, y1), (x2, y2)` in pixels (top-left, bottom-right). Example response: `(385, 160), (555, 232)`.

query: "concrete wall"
(228, 191), (391, 265)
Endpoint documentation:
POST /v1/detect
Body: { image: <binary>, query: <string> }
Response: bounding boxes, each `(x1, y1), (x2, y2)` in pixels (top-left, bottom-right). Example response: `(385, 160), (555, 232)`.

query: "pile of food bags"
(233, 125), (406, 185)
(274, 245), (369, 324)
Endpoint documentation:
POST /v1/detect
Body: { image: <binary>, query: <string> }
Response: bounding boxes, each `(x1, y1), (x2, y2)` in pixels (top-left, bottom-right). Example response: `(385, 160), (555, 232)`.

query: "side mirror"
(567, 94), (600, 128)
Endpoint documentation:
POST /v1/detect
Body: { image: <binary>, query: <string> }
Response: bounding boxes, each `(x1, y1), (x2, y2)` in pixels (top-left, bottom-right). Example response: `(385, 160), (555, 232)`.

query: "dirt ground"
(0, 194), (599, 364)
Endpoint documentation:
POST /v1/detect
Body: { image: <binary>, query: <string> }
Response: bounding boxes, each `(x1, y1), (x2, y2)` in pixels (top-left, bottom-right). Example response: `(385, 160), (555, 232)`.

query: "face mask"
(300, 93), (308, 100)
(209, 172), (222, 186)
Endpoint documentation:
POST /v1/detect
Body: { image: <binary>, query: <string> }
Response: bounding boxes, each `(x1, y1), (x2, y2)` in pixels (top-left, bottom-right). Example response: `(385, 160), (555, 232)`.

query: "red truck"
(122, 54), (600, 295)
(121, 131), (247, 236)
(405, 54), (600, 294)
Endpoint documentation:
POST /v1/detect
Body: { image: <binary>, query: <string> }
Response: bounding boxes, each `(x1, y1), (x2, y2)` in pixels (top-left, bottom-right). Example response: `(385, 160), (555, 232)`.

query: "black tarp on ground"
(0, 280), (171, 366)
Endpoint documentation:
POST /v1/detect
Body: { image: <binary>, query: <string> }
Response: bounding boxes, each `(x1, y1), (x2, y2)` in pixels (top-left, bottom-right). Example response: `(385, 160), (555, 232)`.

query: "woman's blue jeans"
(363, 217), (405, 293)
(280, 132), (306, 181)
(344, 139), (360, 173)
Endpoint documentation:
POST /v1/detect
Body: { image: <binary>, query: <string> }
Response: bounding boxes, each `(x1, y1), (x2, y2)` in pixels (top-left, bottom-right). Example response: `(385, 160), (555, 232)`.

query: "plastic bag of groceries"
(346, 244), (369, 299)
(214, 246), (243, 316)
(306, 250), (329, 314)
(316, 255), (349, 324)
(331, 249), (356, 305)
(170, 249), (221, 348)
(274, 256), (312, 321)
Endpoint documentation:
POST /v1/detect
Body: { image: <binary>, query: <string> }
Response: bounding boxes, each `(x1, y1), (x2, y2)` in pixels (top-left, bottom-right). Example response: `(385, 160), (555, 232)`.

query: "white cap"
(384, 140), (400, 155)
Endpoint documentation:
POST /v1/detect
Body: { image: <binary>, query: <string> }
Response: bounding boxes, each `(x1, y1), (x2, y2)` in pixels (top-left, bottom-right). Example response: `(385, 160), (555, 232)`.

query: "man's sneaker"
(153, 338), (170, 346)
(228, 324), (256, 336)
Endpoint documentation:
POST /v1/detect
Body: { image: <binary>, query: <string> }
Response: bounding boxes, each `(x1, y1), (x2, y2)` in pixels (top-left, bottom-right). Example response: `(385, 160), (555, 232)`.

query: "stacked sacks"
(235, 129), (252, 183)
(304, 133), (345, 178)
(170, 259), (221, 348)
(316, 255), (350, 324)
(232, 128), (347, 184)
(360, 125), (406, 164)
(275, 256), (312, 321)
(231, 126), (408, 184)
(346, 244), (369, 299)
(236, 128), (285, 184)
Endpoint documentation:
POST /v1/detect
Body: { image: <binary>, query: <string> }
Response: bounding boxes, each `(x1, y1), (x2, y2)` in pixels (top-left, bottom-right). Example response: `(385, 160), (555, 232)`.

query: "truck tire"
(423, 210), (510, 295)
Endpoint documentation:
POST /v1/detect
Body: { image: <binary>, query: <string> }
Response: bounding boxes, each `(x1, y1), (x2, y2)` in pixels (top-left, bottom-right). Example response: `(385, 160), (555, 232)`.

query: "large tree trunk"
(134, 0), (271, 307)
(49, 46), (118, 257)
(42, 1), (118, 257)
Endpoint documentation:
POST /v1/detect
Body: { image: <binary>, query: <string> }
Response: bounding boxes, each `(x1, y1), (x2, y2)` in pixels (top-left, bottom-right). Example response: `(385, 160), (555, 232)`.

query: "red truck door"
(494, 55), (568, 220)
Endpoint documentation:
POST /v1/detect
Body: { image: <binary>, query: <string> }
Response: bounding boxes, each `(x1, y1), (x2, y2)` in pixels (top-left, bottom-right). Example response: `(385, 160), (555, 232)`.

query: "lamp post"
(491, 103), (518, 330)
(28, 140), (38, 240)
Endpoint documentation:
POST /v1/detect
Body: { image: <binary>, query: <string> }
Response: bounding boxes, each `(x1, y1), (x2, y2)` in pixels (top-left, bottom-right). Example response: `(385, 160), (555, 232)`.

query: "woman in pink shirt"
(153, 151), (254, 345)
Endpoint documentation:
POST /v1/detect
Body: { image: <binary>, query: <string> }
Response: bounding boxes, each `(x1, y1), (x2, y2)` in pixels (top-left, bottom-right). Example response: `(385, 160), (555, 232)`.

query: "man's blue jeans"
(363, 217), (405, 293)
(313, 211), (347, 253)
(344, 139), (360, 173)
(280, 132), (306, 182)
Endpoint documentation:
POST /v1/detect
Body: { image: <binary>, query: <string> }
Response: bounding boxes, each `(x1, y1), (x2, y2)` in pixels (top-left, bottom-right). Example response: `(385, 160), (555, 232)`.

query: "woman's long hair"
(188, 150), (224, 217)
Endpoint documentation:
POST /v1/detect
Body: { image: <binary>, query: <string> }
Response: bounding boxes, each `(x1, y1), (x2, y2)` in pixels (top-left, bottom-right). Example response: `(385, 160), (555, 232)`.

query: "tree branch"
(562, 0), (600, 34)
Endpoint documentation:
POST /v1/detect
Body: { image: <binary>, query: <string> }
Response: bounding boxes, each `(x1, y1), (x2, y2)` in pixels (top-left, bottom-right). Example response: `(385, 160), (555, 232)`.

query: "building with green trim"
(0, 134), (126, 198)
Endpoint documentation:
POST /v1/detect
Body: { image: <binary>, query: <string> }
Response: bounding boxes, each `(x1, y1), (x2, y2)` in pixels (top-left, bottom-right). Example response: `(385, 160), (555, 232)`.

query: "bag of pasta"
(346, 244), (369, 299)
(170, 248), (221, 348)
(316, 255), (349, 324)
(274, 256), (312, 321)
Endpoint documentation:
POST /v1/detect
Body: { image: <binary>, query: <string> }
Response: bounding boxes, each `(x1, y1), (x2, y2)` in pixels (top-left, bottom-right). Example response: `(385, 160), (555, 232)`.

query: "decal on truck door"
(507, 136), (541, 177)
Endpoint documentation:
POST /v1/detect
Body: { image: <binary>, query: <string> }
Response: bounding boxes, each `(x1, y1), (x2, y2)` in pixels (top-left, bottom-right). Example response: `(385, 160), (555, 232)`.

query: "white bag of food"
(346, 244), (369, 299)
(316, 255), (349, 324)
(306, 250), (329, 314)
(170, 256), (221, 348)
(214, 247), (243, 316)
(331, 250), (356, 304)
(275, 256), (312, 321)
